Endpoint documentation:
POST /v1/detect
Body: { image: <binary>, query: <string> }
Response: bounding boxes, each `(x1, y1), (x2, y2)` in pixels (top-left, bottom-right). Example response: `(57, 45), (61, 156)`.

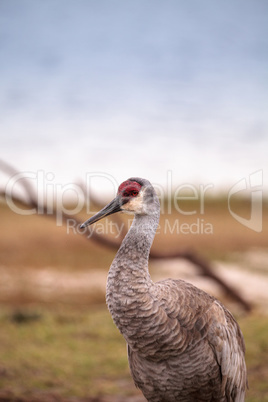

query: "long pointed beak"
(80, 196), (121, 228)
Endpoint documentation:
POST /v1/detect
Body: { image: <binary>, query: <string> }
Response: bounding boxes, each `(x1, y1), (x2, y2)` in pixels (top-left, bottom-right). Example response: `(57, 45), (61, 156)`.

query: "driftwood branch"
(0, 160), (252, 312)
(150, 249), (252, 312)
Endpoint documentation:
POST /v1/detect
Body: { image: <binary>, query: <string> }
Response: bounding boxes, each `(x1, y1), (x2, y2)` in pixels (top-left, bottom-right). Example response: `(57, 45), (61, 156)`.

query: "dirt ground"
(1, 249), (267, 314)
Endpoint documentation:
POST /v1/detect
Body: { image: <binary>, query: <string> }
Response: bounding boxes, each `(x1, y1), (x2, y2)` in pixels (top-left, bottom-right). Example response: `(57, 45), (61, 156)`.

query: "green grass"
(0, 305), (268, 401)
(0, 305), (137, 400)
(240, 314), (268, 401)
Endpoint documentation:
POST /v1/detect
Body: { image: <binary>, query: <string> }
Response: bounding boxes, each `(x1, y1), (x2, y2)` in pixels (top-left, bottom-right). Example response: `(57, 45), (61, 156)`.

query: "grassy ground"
(0, 198), (268, 400)
(0, 305), (267, 401)
(0, 306), (135, 401)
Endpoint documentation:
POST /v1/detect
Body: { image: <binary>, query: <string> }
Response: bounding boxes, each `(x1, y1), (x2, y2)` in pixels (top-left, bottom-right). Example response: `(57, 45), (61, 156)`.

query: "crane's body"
(81, 177), (247, 402)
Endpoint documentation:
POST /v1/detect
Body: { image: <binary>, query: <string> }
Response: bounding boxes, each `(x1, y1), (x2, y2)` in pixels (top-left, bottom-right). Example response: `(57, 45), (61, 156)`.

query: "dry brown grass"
(154, 198), (268, 259)
(1, 197), (267, 269)
(0, 203), (114, 270)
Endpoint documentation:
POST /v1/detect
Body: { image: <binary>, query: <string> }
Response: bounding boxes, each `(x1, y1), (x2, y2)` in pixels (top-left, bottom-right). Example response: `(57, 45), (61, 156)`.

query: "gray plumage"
(81, 177), (247, 402)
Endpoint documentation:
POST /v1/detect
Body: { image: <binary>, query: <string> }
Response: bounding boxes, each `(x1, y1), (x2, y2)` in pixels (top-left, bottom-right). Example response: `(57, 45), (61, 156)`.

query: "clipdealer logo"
(4, 169), (264, 233)
(228, 170), (263, 232)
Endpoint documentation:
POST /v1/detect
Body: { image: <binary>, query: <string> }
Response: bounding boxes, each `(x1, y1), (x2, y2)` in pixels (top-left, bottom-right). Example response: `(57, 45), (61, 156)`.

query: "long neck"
(106, 210), (159, 337)
(121, 212), (159, 263)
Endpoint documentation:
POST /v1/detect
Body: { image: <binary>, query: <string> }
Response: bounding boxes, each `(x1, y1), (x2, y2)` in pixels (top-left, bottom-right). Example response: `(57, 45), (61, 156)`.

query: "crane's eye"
(123, 189), (139, 197)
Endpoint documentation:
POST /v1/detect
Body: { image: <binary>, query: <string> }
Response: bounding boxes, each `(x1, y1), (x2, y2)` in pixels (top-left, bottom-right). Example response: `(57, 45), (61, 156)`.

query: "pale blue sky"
(1, 0), (267, 194)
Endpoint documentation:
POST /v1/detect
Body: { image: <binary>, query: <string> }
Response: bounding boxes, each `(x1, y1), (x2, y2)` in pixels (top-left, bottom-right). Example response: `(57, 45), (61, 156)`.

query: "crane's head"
(80, 177), (159, 228)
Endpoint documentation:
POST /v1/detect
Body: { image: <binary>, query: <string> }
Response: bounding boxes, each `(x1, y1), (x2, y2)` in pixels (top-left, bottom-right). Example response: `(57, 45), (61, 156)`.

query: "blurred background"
(0, 1), (268, 401)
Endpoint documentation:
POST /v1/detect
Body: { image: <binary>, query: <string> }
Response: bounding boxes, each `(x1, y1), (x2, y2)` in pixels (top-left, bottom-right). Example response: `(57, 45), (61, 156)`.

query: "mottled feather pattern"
(86, 178), (247, 401)
(107, 243), (247, 401)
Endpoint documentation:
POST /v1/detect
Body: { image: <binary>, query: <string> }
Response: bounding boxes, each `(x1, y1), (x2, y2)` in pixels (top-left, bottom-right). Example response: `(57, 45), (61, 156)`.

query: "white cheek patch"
(121, 190), (145, 214)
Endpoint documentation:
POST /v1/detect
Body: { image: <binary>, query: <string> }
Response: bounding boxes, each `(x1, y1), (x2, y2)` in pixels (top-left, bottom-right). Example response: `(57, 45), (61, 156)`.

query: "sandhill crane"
(81, 177), (247, 402)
